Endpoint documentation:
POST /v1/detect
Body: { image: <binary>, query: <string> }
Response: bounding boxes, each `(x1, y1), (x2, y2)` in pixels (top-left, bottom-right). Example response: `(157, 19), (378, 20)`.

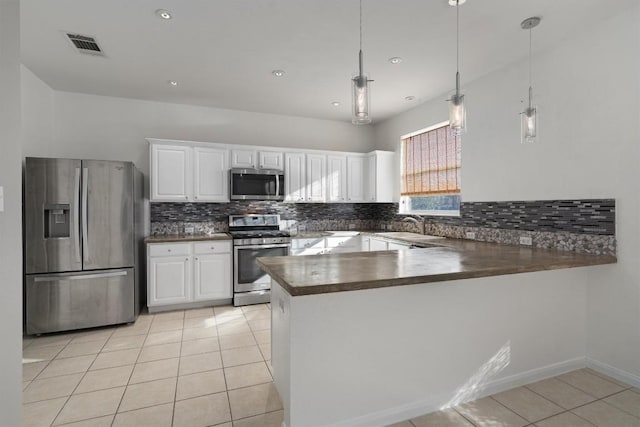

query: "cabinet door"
(193, 254), (232, 301)
(369, 238), (388, 251)
(367, 151), (396, 203)
(306, 154), (326, 202)
(151, 145), (190, 201)
(231, 149), (257, 168)
(285, 153), (306, 202)
(326, 155), (347, 203)
(347, 155), (365, 202)
(259, 151), (284, 170)
(148, 256), (191, 306)
(366, 154), (376, 202)
(194, 147), (229, 202)
(361, 237), (371, 252)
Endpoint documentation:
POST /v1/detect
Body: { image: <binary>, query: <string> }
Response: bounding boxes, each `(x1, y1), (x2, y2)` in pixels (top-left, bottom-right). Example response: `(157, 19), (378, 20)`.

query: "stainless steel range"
(229, 214), (290, 306)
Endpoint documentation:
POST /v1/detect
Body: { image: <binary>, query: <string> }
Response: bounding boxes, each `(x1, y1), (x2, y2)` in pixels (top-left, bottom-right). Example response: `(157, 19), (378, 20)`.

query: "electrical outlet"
(349, 223), (356, 230)
(184, 226), (195, 234)
(465, 232), (476, 240)
(519, 236), (533, 246)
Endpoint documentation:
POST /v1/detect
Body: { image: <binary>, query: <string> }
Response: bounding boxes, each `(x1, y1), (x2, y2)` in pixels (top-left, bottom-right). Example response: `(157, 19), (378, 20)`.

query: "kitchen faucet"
(401, 216), (425, 235)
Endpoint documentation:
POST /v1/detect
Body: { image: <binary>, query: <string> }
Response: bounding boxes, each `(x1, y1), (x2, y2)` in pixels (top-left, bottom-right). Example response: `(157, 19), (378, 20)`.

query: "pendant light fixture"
(448, 0), (465, 135)
(520, 16), (541, 143)
(352, 0), (372, 125)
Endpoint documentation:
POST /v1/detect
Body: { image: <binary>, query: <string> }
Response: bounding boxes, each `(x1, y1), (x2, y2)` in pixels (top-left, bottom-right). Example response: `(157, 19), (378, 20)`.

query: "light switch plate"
(465, 231), (476, 240)
(0, 186), (4, 212)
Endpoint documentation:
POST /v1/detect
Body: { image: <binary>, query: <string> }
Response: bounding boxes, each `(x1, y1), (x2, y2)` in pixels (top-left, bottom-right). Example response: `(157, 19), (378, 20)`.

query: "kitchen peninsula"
(257, 241), (616, 427)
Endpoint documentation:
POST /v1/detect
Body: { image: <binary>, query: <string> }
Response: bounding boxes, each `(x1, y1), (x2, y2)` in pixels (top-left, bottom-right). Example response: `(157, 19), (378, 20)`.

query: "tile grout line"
(111, 309), (159, 426)
(170, 309), (185, 427)
(47, 328), (114, 427)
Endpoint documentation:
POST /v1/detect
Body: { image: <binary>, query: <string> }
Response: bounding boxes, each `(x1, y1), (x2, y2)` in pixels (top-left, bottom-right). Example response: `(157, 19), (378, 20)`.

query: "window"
(400, 121), (461, 216)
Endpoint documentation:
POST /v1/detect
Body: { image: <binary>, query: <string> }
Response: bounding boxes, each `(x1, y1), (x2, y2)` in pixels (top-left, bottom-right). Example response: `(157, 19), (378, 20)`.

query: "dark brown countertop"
(145, 233), (232, 243)
(257, 239), (617, 296)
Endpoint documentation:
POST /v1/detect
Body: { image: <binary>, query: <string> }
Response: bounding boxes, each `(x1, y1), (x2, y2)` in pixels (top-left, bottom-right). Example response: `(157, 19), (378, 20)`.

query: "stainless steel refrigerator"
(24, 157), (141, 335)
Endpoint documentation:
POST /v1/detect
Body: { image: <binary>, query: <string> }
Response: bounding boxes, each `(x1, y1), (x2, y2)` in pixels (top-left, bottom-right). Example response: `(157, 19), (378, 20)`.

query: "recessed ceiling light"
(405, 96), (415, 101)
(168, 80), (178, 86)
(272, 70), (285, 77)
(388, 57), (403, 64)
(331, 101), (341, 107)
(155, 9), (172, 20)
(448, 0), (466, 5)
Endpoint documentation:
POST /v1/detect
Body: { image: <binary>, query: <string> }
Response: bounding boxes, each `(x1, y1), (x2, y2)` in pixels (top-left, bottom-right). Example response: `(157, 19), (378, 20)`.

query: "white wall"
(374, 7), (640, 380)
(21, 65), (54, 151)
(21, 88), (376, 182)
(0, 0), (23, 424)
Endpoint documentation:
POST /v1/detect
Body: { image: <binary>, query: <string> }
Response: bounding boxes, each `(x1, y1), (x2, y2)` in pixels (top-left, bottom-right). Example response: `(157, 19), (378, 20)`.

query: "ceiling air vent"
(65, 33), (104, 56)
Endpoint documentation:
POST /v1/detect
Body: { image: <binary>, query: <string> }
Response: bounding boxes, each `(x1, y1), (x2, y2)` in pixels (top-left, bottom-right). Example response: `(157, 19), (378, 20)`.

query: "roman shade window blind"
(401, 124), (461, 196)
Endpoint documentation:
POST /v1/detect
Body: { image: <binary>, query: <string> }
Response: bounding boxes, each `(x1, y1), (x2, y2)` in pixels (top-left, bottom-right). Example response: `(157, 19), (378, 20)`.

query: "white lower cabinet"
(148, 241), (232, 310)
(291, 235), (414, 256)
(369, 237), (389, 251)
(193, 254), (231, 301)
(149, 255), (191, 305)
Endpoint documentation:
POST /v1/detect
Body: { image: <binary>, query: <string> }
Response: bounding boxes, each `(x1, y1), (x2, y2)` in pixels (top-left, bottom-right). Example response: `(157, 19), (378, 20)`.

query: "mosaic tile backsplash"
(150, 199), (616, 255)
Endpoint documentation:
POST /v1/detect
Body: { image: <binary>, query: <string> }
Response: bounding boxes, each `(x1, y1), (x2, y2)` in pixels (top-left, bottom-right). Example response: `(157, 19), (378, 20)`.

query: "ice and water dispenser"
(43, 204), (70, 238)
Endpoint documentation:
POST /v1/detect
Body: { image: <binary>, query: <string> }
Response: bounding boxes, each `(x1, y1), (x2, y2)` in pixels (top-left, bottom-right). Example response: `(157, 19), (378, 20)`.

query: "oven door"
(234, 243), (289, 292)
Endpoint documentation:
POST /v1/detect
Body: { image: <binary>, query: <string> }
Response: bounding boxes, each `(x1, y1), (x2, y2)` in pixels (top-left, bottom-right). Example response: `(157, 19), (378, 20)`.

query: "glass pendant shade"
(449, 93), (466, 135)
(521, 106), (537, 143)
(352, 74), (371, 125)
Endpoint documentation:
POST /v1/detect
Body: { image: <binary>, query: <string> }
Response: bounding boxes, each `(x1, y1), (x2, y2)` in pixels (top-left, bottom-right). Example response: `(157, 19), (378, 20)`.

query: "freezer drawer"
(25, 268), (135, 335)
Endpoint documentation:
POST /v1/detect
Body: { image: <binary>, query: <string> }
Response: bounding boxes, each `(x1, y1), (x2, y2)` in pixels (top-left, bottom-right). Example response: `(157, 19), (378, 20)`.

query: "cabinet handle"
(211, 246), (215, 250)
(167, 249), (171, 252)
(194, 196), (198, 200)
(185, 196), (188, 200)
(195, 257), (198, 260)
(185, 257), (189, 261)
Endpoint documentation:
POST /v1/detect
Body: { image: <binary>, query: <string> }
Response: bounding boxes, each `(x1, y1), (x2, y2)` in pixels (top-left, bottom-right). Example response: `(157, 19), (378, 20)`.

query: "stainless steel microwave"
(230, 168), (285, 200)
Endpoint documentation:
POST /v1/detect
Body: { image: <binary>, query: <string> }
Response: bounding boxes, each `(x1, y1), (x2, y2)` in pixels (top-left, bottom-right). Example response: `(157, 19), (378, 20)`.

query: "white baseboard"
(587, 358), (640, 388)
(335, 357), (587, 427)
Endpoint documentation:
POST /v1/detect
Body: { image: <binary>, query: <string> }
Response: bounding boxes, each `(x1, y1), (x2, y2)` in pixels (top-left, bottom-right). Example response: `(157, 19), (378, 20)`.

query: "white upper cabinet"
(326, 155), (347, 203)
(259, 151), (284, 170)
(306, 154), (326, 202)
(149, 139), (395, 204)
(193, 147), (229, 202)
(366, 151), (396, 203)
(284, 153), (306, 202)
(151, 145), (191, 201)
(231, 149), (284, 170)
(151, 143), (229, 202)
(231, 149), (257, 169)
(347, 155), (365, 202)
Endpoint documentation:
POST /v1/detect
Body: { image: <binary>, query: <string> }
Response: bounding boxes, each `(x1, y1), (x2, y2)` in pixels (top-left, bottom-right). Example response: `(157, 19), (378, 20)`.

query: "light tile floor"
(388, 368), (640, 427)
(22, 303), (282, 427)
(24, 304), (639, 427)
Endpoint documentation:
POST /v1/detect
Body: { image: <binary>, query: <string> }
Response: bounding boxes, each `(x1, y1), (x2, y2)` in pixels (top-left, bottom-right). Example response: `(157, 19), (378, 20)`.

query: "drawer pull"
(168, 249), (171, 252)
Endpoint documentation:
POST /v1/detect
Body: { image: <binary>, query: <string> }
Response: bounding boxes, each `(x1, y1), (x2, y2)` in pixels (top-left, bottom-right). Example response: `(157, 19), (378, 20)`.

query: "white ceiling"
(21, 0), (635, 124)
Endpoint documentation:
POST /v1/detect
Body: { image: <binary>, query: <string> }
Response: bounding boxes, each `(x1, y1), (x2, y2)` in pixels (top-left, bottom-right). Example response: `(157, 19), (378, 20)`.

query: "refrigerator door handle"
(74, 167), (81, 262)
(82, 167), (89, 263)
(33, 270), (128, 282)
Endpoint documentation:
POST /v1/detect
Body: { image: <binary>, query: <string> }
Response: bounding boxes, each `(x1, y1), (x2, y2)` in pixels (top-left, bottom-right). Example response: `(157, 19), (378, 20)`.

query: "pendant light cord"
(529, 26), (532, 89)
(456, 0), (459, 74)
(359, 0), (362, 52)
